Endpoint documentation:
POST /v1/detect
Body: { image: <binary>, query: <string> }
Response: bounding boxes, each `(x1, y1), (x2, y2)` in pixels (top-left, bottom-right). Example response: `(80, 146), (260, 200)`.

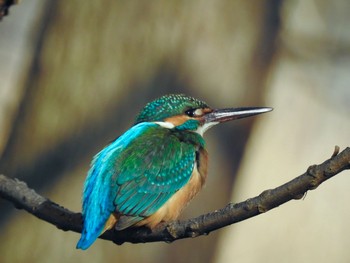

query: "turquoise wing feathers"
(77, 122), (199, 249)
(113, 124), (196, 223)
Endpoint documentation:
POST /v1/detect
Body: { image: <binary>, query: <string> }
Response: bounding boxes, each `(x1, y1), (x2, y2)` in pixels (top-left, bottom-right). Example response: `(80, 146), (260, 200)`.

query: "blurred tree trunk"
(216, 1), (350, 262)
(0, 1), (280, 262)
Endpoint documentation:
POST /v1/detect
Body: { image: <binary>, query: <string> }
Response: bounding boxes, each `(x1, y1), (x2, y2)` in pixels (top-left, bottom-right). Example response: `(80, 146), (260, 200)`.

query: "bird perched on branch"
(76, 94), (272, 249)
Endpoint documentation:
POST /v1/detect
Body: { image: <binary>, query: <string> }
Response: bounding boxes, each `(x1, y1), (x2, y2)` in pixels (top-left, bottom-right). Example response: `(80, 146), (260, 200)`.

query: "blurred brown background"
(0, 1), (349, 263)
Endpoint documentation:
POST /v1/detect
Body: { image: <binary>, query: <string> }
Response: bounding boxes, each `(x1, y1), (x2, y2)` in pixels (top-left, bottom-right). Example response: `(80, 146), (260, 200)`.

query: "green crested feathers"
(135, 94), (208, 123)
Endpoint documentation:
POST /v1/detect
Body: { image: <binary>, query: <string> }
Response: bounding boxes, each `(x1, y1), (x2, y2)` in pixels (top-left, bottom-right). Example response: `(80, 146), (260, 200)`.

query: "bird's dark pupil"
(185, 109), (196, 117)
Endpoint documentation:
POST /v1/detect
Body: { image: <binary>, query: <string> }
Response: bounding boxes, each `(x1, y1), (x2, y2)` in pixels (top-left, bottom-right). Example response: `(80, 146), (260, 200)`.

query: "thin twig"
(0, 147), (349, 245)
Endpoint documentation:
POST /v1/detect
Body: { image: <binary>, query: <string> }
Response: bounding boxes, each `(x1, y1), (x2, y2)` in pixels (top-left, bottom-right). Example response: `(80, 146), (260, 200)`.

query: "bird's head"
(135, 94), (272, 136)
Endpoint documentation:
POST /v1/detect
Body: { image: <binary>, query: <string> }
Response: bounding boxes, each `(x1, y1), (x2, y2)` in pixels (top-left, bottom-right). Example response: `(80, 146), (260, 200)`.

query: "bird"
(76, 94), (272, 250)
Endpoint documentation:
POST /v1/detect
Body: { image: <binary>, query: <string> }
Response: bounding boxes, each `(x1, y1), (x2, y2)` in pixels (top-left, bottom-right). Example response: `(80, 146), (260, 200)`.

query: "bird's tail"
(76, 231), (98, 250)
(76, 213), (118, 250)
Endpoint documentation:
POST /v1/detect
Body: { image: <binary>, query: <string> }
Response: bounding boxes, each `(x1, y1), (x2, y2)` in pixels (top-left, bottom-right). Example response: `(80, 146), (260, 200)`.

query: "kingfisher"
(76, 94), (272, 250)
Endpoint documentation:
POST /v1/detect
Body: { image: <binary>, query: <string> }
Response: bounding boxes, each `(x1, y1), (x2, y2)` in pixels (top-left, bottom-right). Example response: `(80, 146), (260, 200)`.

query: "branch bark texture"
(1, 147), (349, 245)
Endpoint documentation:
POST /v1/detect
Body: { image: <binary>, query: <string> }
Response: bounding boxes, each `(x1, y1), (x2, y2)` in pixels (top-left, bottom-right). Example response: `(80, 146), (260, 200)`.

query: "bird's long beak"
(204, 107), (273, 124)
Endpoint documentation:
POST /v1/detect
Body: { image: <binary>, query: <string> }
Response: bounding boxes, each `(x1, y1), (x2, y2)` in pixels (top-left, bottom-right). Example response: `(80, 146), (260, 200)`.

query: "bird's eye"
(185, 109), (196, 117)
(185, 108), (203, 117)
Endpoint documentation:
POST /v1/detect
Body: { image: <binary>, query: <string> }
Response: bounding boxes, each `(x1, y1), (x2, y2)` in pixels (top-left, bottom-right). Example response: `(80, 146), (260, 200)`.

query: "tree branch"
(0, 0), (18, 20)
(1, 146), (349, 245)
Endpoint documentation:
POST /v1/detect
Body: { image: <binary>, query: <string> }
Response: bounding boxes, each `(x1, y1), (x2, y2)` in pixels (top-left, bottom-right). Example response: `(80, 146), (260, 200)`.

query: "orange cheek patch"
(164, 115), (190, 126)
(202, 108), (213, 114)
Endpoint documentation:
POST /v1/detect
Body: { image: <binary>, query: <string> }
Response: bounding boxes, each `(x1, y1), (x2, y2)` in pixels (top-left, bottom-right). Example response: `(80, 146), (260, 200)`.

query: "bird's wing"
(79, 122), (159, 249)
(112, 123), (198, 227)
(78, 122), (200, 249)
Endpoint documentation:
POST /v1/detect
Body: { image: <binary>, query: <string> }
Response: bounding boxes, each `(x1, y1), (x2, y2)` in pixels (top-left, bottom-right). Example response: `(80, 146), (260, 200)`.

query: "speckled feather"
(136, 94), (208, 123)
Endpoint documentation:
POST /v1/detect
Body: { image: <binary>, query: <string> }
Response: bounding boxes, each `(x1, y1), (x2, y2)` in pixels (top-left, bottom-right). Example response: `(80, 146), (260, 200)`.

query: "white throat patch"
(195, 122), (219, 136)
(154, 121), (219, 137)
